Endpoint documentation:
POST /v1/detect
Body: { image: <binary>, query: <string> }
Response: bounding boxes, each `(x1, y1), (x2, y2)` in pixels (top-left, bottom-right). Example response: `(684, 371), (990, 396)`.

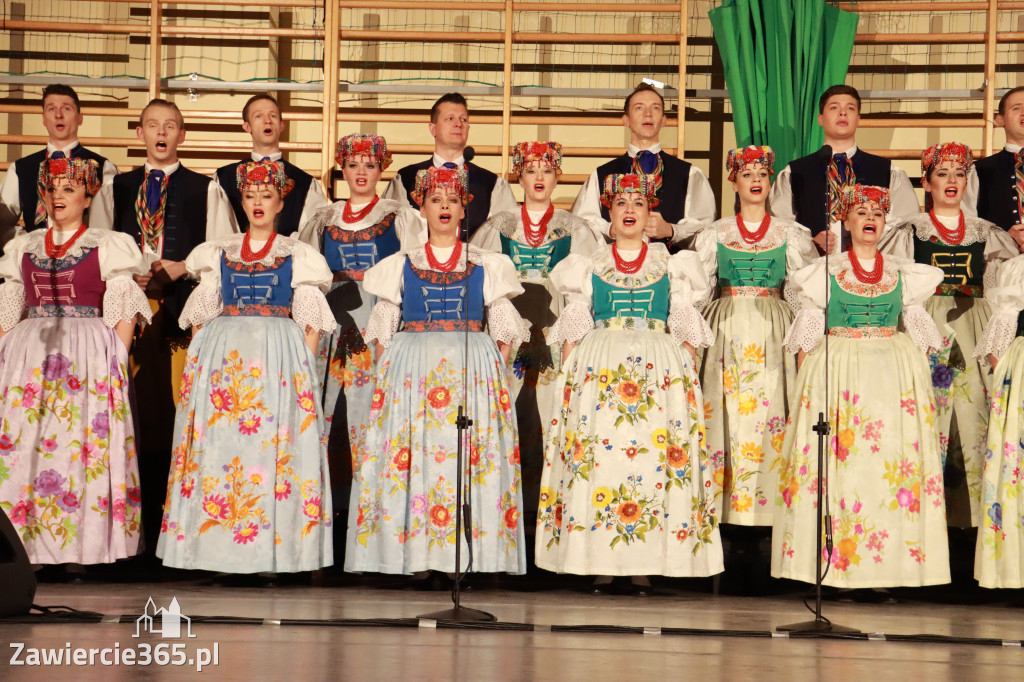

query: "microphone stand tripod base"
(418, 604), (497, 623)
(776, 619), (860, 634)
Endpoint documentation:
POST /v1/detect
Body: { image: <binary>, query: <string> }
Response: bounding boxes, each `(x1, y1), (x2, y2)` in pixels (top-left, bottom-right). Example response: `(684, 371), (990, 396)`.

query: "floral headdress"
(336, 133), (392, 170)
(840, 183), (891, 219)
(236, 159), (293, 197)
(726, 145), (775, 181)
(512, 141), (563, 175)
(921, 142), (973, 175)
(38, 157), (102, 197)
(411, 166), (473, 207)
(600, 172), (659, 208)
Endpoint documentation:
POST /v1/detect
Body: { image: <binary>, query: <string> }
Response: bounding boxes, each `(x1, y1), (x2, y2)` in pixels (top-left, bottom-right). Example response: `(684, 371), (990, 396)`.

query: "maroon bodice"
(22, 247), (106, 318)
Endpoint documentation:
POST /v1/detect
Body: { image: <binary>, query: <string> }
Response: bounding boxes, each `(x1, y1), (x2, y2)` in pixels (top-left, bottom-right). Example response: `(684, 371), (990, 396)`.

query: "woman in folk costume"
(694, 145), (817, 526)
(471, 141), (599, 523)
(972, 254), (1024, 587)
(346, 166), (529, 577)
(880, 142), (1016, 528)
(0, 157), (151, 569)
(299, 134), (423, 533)
(536, 173), (723, 595)
(158, 160), (335, 574)
(772, 184), (950, 589)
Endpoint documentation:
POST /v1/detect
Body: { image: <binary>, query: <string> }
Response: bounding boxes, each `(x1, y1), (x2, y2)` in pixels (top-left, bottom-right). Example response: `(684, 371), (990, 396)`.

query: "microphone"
(463, 146), (475, 163)
(817, 144), (833, 163)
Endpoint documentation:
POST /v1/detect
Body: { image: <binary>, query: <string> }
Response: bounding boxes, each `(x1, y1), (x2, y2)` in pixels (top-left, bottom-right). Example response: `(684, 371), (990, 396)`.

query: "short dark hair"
(430, 93), (468, 123)
(818, 84), (861, 114)
(998, 86), (1024, 116)
(242, 93), (279, 122)
(42, 84), (80, 112)
(624, 82), (665, 114)
(139, 98), (185, 129)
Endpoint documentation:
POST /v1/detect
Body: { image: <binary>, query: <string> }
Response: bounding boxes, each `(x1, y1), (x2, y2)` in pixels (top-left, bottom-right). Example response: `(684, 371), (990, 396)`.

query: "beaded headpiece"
(336, 133), (392, 169)
(840, 184), (891, 219)
(236, 160), (293, 197)
(600, 173), (659, 208)
(921, 142), (974, 175)
(412, 166), (473, 207)
(726, 145), (775, 181)
(512, 141), (563, 175)
(38, 157), (102, 197)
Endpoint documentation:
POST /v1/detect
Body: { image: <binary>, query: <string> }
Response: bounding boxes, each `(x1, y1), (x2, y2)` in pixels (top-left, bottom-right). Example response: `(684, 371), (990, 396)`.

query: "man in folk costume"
(108, 98), (235, 549)
(768, 84), (919, 254)
(0, 84), (117, 251)
(571, 82), (717, 245)
(215, 93), (329, 235)
(964, 86), (1024, 253)
(382, 92), (518, 240)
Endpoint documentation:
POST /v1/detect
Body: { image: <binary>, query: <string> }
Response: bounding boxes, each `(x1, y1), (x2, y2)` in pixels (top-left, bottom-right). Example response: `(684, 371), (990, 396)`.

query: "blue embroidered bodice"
(401, 259), (485, 324)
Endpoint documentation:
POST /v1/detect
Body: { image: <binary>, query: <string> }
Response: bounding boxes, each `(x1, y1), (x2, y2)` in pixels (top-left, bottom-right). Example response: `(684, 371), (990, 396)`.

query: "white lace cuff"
(0, 280), (25, 332)
(669, 302), (715, 349)
(365, 300), (401, 348)
(901, 304), (943, 353)
(975, 310), (1019, 360)
(292, 285), (336, 335)
(487, 296), (530, 347)
(102, 276), (152, 329)
(546, 301), (594, 346)
(178, 281), (223, 330)
(784, 308), (825, 353)
(782, 279), (801, 315)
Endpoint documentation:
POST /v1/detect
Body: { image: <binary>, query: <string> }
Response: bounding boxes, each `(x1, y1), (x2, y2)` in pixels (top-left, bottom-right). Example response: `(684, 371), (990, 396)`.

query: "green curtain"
(709, 0), (859, 171)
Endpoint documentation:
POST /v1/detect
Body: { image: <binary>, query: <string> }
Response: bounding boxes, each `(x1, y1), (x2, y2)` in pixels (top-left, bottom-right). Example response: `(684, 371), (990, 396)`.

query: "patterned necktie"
(146, 169), (164, 213)
(631, 149), (664, 195)
(827, 152), (855, 225)
(442, 162), (458, 170)
(136, 169), (169, 253)
(35, 150), (66, 227)
(1014, 149), (1024, 221)
(260, 156), (271, 163)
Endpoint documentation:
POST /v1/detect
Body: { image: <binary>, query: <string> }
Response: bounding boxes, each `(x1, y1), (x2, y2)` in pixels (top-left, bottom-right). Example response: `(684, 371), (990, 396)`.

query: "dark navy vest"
(220, 253), (293, 314)
(323, 213), (401, 276)
(396, 159), (498, 240)
(112, 165), (211, 337)
(14, 144), (109, 231)
(216, 156), (314, 236)
(787, 149), (891, 236)
(974, 149), (1018, 231)
(594, 151), (690, 226)
(401, 259), (485, 325)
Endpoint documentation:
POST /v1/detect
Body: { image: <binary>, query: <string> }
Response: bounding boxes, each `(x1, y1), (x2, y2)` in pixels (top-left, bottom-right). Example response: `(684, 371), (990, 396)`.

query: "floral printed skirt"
(975, 336), (1024, 588)
(156, 316), (333, 573)
(926, 295), (992, 528)
(701, 295), (796, 525)
(346, 330), (525, 574)
(0, 318), (141, 564)
(771, 333), (949, 588)
(535, 328), (723, 577)
(318, 278), (376, 472)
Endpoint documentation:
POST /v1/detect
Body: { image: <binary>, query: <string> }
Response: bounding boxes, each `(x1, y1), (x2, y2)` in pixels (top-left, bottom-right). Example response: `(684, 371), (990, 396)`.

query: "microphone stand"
(419, 151), (495, 622)
(777, 145), (858, 635)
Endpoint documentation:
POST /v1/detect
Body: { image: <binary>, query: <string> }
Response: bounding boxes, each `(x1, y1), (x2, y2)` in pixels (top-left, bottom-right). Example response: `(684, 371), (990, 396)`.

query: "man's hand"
(812, 230), (837, 255)
(1010, 224), (1024, 253)
(133, 272), (153, 290)
(645, 212), (674, 241)
(151, 259), (188, 287)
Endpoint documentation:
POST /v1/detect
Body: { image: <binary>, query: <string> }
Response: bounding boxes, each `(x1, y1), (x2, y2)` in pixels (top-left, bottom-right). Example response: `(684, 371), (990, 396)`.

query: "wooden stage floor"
(1, 578), (1022, 680)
